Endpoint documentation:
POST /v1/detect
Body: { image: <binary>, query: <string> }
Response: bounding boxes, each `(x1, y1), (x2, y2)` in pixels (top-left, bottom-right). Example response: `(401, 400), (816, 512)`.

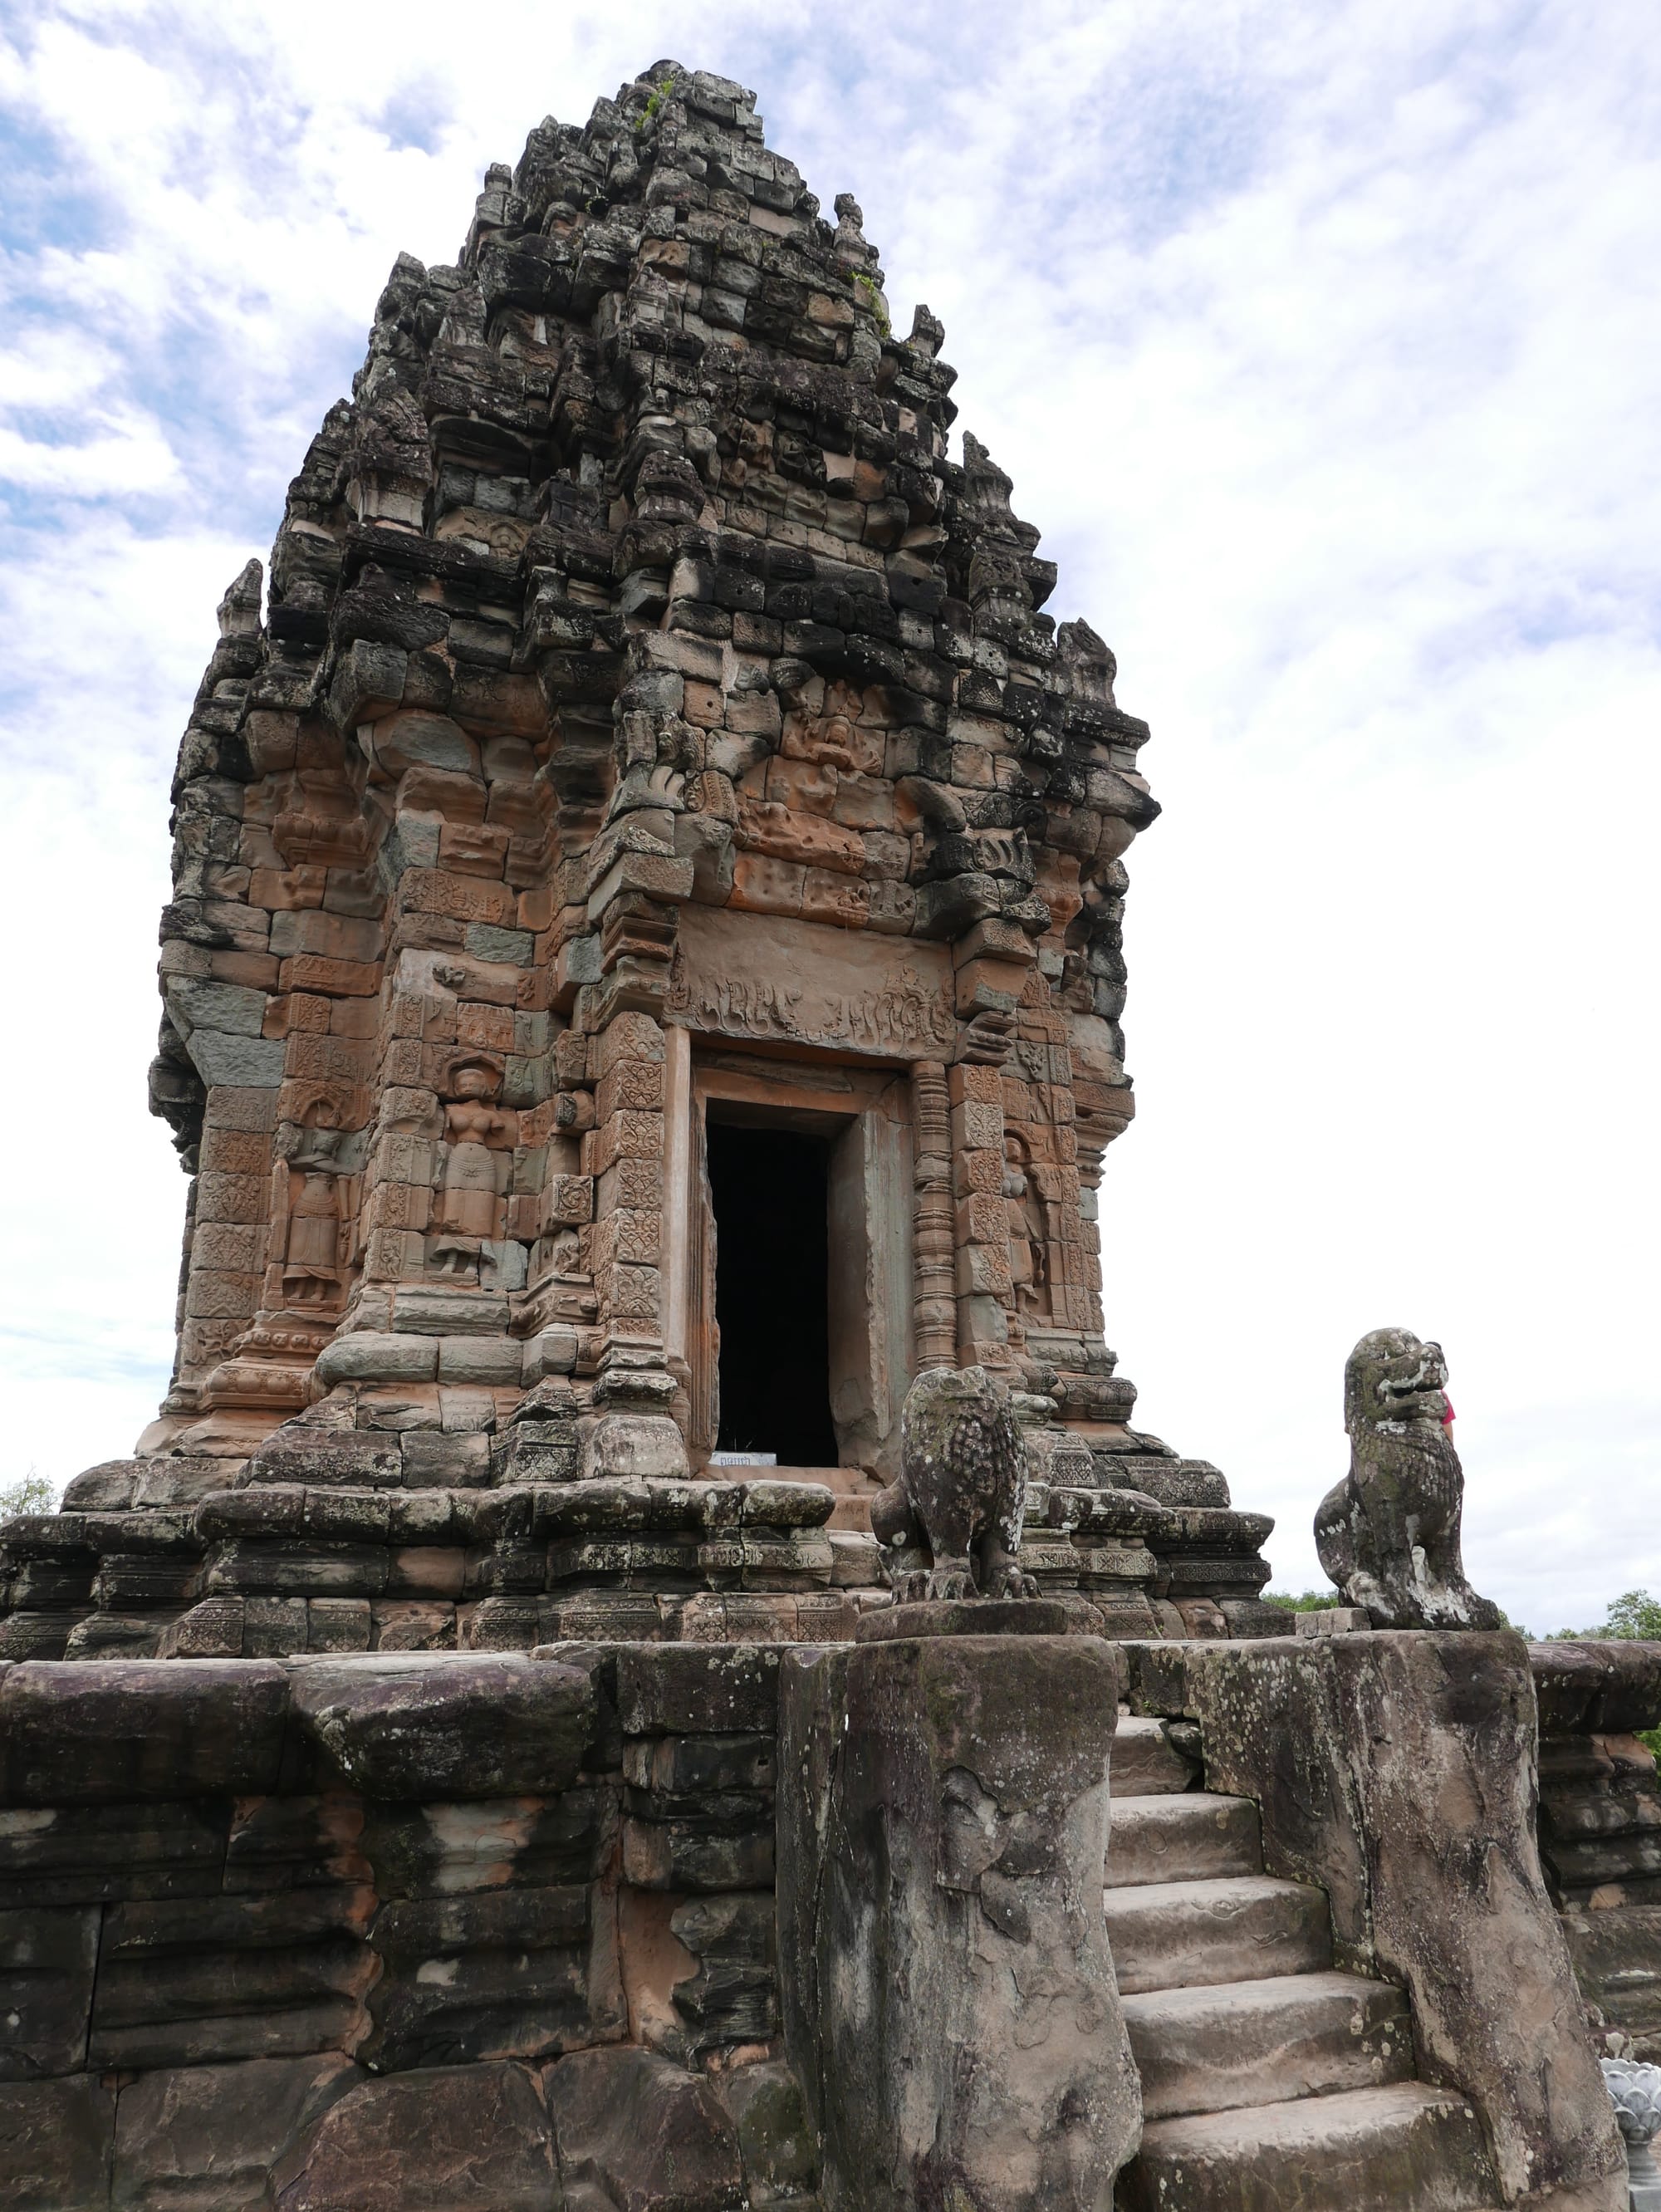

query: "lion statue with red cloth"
(1315, 1328), (1501, 1631)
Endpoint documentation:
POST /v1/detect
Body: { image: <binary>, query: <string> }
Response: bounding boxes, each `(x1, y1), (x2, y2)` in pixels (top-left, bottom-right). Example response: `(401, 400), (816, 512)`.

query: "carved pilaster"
(583, 1006), (669, 1372)
(948, 1060), (1014, 1367)
(909, 1059), (955, 1371)
(1075, 1136), (1108, 1344)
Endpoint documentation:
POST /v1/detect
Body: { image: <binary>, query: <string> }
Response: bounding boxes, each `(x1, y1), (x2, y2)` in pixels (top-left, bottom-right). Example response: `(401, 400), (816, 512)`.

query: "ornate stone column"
(946, 918), (1037, 1369)
(569, 741), (697, 1474)
(908, 1059), (955, 1372)
(948, 1059), (1012, 1364)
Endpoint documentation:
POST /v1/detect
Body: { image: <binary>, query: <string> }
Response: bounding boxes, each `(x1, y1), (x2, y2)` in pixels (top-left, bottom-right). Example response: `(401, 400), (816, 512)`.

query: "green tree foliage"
(1543, 1588), (1661, 1642)
(0, 1469), (57, 1519)
(1600, 1590), (1661, 1641)
(1262, 1588), (1344, 1612)
(1542, 1589), (1661, 1758)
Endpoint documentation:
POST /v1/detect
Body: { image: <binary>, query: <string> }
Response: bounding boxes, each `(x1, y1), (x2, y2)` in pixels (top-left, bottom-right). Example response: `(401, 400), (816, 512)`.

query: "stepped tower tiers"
(3, 61), (1280, 1661)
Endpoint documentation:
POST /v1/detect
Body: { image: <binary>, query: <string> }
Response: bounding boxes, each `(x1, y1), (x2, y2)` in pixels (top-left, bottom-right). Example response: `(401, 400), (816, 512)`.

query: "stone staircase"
(1109, 1718), (1502, 2211)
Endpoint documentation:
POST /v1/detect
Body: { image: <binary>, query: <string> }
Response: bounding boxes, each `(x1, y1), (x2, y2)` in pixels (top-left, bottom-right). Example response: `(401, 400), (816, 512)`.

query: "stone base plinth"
(854, 1596), (1075, 1641)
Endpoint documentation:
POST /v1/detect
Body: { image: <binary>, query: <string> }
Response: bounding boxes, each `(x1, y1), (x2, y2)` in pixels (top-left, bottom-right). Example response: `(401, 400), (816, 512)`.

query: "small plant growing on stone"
(635, 76), (676, 135)
(855, 272), (889, 336)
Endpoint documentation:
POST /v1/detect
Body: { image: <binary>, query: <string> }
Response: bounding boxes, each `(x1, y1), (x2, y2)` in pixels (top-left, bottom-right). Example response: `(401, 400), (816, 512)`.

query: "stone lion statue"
(1314, 1328), (1501, 1630)
(870, 1365), (1036, 1602)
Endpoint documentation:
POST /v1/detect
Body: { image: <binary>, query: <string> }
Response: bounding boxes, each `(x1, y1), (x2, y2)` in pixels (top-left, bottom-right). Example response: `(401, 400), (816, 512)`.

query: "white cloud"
(0, 413), (183, 493)
(1, 0), (1656, 1630)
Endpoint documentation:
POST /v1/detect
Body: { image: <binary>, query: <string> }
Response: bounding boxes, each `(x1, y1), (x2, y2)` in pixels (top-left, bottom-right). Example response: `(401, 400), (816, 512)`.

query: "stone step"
(1115, 1715), (1199, 1797)
(753, 1467), (877, 1533)
(746, 1465), (876, 1494)
(1123, 1969), (1414, 2121)
(1104, 1876), (1332, 1994)
(1108, 1793), (1262, 1886)
(1121, 2082), (1497, 2212)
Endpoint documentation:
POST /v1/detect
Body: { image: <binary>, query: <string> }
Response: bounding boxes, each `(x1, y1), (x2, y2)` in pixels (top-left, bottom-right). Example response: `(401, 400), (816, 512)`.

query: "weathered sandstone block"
(0, 2074), (115, 2211)
(269, 2061), (558, 2211)
(543, 2043), (747, 2211)
(778, 1631), (1139, 2211)
(111, 2053), (358, 2210)
(289, 1651), (595, 1797)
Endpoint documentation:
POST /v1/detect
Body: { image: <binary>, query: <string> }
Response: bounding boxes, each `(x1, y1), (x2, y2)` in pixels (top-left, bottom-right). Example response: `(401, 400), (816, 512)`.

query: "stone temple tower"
(0, 64), (1634, 2212)
(8, 61), (1278, 1660)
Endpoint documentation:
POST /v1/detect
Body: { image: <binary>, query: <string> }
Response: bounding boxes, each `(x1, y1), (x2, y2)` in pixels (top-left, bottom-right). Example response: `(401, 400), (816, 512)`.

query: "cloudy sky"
(2, 0), (1657, 1629)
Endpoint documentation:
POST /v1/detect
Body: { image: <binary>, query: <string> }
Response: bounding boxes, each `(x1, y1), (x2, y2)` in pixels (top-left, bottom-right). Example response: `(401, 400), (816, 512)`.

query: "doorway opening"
(705, 1118), (838, 1466)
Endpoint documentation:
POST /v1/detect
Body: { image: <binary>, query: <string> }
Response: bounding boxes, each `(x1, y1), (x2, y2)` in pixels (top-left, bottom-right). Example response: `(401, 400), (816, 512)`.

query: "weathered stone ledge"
(0, 1640), (812, 2208)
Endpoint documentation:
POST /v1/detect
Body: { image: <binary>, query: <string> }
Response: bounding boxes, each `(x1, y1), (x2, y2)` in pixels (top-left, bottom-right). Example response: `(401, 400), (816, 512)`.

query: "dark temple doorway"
(705, 1118), (838, 1466)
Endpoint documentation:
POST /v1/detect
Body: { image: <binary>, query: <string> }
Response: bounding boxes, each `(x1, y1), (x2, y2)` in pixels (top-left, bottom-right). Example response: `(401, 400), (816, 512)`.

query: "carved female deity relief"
(277, 1102), (351, 1312)
(1003, 1131), (1051, 1327)
(429, 1053), (517, 1283)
